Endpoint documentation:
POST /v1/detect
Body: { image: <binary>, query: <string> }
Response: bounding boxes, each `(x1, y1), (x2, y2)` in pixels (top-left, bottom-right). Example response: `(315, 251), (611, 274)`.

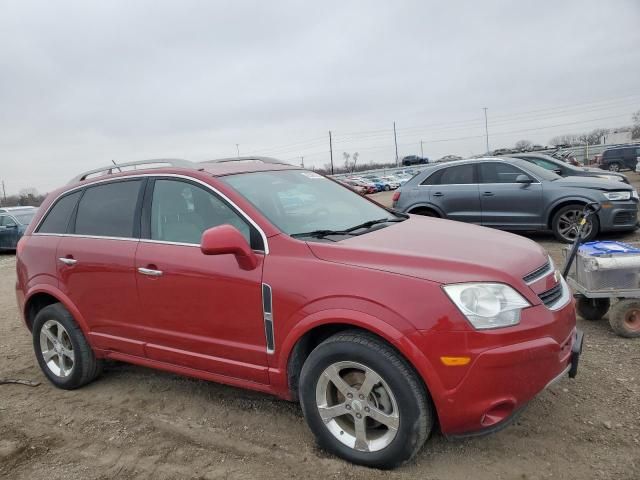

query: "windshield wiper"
(291, 216), (406, 239)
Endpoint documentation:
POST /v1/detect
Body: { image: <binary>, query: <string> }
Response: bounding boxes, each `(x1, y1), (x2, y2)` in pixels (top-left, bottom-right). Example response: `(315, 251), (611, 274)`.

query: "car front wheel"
(552, 204), (599, 243)
(299, 331), (432, 469)
(608, 163), (621, 172)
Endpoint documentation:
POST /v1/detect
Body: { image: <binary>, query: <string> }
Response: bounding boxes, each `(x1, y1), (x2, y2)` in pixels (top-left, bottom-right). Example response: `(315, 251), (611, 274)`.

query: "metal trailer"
(565, 242), (640, 338)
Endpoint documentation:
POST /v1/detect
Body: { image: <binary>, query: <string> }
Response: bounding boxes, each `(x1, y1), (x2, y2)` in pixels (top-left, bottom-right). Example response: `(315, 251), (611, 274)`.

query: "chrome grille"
(538, 283), (563, 307)
(523, 261), (552, 284)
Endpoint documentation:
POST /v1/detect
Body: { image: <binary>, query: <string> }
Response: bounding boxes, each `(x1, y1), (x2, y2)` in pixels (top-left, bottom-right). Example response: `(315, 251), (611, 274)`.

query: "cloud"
(1, 0), (638, 193)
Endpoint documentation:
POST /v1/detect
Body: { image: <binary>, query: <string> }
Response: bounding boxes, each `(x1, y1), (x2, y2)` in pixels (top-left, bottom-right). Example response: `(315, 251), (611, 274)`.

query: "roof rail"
(68, 159), (197, 184)
(203, 156), (289, 165)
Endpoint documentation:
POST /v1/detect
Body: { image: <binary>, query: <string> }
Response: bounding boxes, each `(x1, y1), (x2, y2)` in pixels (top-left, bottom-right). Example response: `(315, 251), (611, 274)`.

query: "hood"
(553, 176), (633, 191)
(305, 216), (548, 285)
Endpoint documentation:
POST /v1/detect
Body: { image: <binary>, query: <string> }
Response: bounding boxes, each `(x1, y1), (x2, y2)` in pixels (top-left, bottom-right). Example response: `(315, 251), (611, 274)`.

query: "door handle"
(58, 257), (77, 266)
(433, 192), (444, 197)
(482, 192), (495, 196)
(138, 267), (163, 277)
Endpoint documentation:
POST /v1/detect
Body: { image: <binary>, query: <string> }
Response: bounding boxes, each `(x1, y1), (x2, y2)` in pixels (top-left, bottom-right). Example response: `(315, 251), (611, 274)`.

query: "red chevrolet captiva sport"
(16, 157), (583, 468)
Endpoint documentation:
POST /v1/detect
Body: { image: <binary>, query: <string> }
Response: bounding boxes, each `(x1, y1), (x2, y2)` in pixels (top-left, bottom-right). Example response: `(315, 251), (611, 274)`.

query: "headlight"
(443, 283), (530, 330)
(603, 191), (631, 201)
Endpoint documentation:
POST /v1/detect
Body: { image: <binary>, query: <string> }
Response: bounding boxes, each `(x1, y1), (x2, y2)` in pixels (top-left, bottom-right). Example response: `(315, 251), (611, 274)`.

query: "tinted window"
(14, 212), (35, 225)
(531, 158), (561, 171)
(479, 163), (532, 183)
(150, 179), (253, 246)
(423, 164), (475, 185)
(75, 181), (142, 238)
(0, 215), (6, 226)
(38, 191), (82, 234)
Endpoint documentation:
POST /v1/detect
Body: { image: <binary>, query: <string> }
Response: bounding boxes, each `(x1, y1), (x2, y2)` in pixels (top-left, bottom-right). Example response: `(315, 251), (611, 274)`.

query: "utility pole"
(235, 144), (240, 158)
(329, 130), (334, 175)
(300, 156), (304, 168)
(393, 121), (399, 166)
(483, 107), (490, 154)
(420, 140), (424, 158)
(1, 181), (6, 205)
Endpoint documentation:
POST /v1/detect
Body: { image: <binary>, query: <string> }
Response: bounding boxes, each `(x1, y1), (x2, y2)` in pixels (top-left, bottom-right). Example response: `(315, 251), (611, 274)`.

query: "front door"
(135, 177), (268, 383)
(478, 162), (543, 229)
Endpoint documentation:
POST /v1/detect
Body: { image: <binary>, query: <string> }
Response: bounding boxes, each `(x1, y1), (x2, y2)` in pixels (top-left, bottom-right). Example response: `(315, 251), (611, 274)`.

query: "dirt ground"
(2, 177), (640, 479)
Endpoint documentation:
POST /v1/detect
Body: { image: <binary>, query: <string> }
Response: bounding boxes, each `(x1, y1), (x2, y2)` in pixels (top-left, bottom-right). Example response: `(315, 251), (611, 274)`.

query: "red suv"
(16, 157), (582, 468)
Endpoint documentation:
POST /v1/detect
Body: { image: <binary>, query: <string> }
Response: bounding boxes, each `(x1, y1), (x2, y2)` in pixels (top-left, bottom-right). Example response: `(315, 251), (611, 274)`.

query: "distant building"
(602, 128), (633, 145)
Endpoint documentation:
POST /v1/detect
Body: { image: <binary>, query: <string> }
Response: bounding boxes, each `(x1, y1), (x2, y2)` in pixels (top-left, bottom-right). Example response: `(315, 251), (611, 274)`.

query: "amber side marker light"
(440, 356), (471, 366)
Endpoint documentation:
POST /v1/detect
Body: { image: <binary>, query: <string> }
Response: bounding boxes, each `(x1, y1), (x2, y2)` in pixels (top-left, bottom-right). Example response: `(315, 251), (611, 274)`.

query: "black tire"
(608, 299), (640, 338)
(299, 330), (433, 469)
(32, 303), (103, 389)
(551, 204), (599, 243)
(576, 297), (610, 321)
(411, 208), (439, 218)
(384, 185), (390, 191)
(608, 163), (621, 172)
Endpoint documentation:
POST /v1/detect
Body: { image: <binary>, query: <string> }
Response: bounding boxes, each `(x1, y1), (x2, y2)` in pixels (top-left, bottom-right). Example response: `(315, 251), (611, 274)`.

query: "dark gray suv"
(392, 157), (639, 242)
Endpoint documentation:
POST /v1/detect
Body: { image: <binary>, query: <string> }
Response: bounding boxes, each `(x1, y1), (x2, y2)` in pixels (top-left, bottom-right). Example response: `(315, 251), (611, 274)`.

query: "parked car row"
(0, 206), (37, 250)
(392, 156), (639, 243)
(338, 171), (415, 194)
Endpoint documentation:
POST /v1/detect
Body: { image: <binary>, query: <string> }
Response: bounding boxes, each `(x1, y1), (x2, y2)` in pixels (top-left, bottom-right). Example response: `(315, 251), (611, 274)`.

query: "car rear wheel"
(608, 163), (621, 172)
(33, 303), (103, 389)
(552, 204), (599, 243)
(299, 331), (432, 469)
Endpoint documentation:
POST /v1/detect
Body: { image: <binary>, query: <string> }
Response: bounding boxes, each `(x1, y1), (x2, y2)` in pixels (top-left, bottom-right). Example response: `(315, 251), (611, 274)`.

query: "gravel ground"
(1, 175), (639, 479)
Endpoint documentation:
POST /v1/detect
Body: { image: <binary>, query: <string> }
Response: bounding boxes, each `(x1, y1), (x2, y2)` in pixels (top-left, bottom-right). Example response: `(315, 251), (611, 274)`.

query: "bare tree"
(342, 152), (351, 170)
(514, 140), (533, 150)
(351, 152), (360, 172)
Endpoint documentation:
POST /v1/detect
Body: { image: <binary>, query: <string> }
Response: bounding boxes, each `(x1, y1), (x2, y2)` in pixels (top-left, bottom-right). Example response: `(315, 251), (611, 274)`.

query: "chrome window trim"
(32, 173), (270, 254)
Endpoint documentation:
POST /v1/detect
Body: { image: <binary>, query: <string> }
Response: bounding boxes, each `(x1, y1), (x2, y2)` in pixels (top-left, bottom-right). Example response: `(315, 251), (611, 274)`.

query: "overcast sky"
(1, 0), (639, 194)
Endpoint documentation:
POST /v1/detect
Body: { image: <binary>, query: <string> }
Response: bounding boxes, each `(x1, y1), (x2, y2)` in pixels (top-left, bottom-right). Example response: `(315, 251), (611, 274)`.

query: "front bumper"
(598, 200), (638, 232)
(413, 300), (581, 436)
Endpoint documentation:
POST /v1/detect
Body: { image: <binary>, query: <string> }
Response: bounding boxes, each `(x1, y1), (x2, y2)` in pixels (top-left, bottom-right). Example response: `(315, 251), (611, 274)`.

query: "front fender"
(274, 307), (446, 411)
(544, 195), (595, 223)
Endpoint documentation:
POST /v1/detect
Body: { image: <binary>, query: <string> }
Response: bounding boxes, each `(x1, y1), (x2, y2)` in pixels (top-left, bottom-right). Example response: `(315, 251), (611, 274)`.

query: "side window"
(4, 216), (16, 227)
(150, 179), (254, 247)
(0, 215), (6, 226)
(533, 159), (560, 171)
(479, 163), (531, 183)
(441, 165), (475, 184)
(37, 190), (82, 234)
(74, 180), (142, 238)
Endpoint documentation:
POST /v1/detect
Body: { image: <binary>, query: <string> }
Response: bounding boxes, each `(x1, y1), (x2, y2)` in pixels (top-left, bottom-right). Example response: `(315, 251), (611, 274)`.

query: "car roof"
(507, 153), (561, 163)
(420, 156), (517, 170)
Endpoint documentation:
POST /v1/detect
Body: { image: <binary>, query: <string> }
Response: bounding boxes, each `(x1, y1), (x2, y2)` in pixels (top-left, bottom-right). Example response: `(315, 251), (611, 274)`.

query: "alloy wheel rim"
(557, 210), (592, 241)
(39, 320), (74, 377)
(624, 309), (640, 332)
(315, 361), (399, 452)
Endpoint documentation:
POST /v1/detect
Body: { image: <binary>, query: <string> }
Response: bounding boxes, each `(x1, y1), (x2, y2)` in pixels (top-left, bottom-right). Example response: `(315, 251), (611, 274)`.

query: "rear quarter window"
(37, 190), (83, 234)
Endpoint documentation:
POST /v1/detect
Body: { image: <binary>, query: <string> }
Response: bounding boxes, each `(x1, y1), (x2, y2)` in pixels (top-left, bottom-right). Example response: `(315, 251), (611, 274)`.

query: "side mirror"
(200, 225), (259, 270)
(515, 174), (533, 184)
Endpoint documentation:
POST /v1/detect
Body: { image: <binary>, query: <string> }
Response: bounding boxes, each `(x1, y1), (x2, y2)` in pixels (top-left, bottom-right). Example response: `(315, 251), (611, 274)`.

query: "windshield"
(510, 159), (561, 181)
(222, 170), (399, 236)
(13, 212), (36, 225)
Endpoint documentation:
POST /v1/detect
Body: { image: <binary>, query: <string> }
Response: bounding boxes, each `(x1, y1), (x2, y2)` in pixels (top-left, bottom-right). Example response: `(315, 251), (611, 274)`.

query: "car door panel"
(135, 242), (268, 383)
(429, 185), (481, 223)
(57, 237), (144, 356)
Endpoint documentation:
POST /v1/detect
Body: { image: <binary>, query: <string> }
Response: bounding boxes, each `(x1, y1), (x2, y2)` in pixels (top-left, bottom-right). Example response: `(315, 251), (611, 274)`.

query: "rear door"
(420, 164), (481, 223)
(0, 215), (9, 249)
(478, 162), (543, 229)
(56, 179), (146, 356)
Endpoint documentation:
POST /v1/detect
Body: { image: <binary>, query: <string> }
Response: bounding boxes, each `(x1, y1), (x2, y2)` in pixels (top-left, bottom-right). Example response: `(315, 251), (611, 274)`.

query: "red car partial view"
(15, 157), (582, 469)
